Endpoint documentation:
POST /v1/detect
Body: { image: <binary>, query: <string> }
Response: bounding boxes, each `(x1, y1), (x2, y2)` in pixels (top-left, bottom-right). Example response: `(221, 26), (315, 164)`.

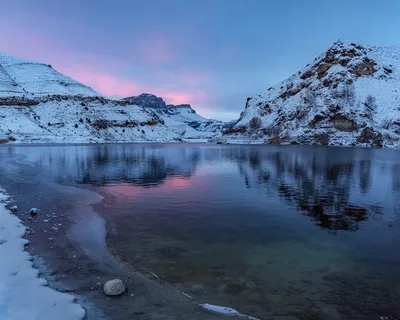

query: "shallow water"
(1, 144), (400, 319)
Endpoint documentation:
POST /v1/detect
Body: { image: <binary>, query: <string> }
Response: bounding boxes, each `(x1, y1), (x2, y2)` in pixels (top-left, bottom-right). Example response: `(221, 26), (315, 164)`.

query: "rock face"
(123, 93), (166, 109)
(220, 40), (400, 148)
(0, 53), (180, 143)
(103, 279), (126, 296)
(124, 94), (224, 140)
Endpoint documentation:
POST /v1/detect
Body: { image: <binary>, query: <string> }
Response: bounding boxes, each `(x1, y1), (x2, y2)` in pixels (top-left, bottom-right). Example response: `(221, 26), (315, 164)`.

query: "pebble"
(103, 279), (126, 296)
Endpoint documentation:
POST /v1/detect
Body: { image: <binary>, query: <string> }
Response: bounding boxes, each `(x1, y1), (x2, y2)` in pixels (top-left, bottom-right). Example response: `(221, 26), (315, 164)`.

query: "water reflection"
(2, 144), (400, 318)
(1, 144), (399, 232)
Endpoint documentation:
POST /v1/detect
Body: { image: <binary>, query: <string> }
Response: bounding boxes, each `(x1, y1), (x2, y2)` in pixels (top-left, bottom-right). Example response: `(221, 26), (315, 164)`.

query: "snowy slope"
(219, 40), (400, 148)
(0, 96), (181, 143)
(0, 53), (97, 97)
(0, 189), (85, 320)
(123, 94), (224, 140)
(0, 53), (181, 143)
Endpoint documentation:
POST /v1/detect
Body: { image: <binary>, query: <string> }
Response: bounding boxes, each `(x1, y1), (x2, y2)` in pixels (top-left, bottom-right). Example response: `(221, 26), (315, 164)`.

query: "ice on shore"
(200, 303), (260, 319)
(0, 188), (85, 320)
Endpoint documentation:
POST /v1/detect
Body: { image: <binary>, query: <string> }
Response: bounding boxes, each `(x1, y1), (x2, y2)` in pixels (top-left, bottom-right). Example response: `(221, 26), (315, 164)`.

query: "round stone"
(103, 279), (126, 296)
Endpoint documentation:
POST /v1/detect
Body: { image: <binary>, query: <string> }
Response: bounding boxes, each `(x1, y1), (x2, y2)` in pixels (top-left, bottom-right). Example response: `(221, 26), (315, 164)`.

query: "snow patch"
(200, 303), (260, 319)
(0, 188), (85, 320)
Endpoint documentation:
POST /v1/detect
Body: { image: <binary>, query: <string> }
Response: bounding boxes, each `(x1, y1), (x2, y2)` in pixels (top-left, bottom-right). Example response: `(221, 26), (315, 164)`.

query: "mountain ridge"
(123, 93), (224, 140)
(216, 40), (400, 148)
(0, 53), (180, 143)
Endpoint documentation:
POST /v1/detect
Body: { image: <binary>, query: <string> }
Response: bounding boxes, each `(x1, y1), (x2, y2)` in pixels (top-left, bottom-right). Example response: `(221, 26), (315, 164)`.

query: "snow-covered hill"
(0, 53), (97, 97)
(0, 53), (181, 143)
(218, 40), (400, 148)
(123, 94), (224, 140)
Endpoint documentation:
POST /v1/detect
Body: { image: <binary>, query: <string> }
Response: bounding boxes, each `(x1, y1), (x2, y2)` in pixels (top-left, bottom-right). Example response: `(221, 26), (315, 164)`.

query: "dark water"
(1, 144), (400, 319)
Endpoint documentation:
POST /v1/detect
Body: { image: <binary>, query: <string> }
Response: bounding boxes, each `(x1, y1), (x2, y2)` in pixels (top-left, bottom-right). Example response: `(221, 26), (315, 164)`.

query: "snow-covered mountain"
(123, 94), (224, 140)
(0, 53), (181, 143)
(218, 40), (400, 148)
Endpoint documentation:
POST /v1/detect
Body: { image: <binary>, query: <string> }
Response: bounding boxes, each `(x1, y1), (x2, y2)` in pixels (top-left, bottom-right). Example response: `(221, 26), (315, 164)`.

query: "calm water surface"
(1, 144), (400, 319)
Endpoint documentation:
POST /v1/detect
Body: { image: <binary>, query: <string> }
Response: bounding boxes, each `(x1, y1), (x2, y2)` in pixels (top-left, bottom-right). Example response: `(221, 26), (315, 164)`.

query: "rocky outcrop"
(357, 127), (383, 147)
(123, 93), (166, 109)
(123, 93), (224, 140)
(223, 40), (400, 148)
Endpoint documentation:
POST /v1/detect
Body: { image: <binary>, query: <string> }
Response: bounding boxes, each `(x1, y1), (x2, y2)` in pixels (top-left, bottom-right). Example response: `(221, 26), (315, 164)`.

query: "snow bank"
(0, 189), (85, 320)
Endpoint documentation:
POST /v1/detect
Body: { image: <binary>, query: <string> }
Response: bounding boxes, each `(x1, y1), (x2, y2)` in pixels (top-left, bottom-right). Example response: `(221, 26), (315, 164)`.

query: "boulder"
(30, 208), (39, 216)
(357, 127), (383, 147)
(314, 133), (329, 145)
(10, 205), (18, 212)
(103, 279), (126, 296)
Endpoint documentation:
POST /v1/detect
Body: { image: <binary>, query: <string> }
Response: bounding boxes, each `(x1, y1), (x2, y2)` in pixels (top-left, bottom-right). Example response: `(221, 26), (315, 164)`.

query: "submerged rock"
(103, 279), (126, 296)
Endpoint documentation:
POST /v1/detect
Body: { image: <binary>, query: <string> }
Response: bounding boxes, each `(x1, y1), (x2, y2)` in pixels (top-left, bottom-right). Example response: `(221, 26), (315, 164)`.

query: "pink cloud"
(138, 33), (174, 64)
(0, 28), (215, 115)
(59, 65), (139, 97)
(179, 71), (210, 86)
(58, 65), (212, 109)
(161, 90), (209, 105)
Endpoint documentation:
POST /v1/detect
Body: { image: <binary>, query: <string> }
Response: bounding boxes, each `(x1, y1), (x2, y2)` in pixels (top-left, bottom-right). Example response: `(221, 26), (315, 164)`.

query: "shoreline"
(0, 188), (85, 320)
(1, 140), (398, 151)
(0, 153), (257, 319)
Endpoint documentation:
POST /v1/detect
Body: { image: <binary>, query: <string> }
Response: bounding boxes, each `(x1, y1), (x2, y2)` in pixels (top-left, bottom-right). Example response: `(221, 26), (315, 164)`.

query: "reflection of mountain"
(5, 144), (400, 231)
(233, 146), (399, 231)
(15, 145), (203, 187)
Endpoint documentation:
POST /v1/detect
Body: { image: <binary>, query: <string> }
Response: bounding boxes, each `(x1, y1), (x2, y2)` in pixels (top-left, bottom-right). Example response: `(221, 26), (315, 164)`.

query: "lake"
(1, 144), (400, 320)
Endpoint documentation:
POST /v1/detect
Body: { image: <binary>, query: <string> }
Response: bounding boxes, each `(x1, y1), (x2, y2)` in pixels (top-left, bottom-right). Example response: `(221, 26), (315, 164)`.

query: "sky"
(1, 0), (400, 121)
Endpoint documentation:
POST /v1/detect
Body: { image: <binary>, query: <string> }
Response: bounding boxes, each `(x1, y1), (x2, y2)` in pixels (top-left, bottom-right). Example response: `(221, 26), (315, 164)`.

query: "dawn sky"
(2, 0), (400, 121)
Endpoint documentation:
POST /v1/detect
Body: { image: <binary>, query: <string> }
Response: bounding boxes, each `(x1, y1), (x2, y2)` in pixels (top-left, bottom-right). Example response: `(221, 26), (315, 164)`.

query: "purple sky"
(2, 0), (400, 120)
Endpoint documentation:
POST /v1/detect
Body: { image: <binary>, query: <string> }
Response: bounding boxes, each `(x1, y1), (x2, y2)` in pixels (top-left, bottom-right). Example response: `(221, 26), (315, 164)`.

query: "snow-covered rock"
(222, 40), (400, 148)
(9, 205), (18, 212)
(123, 94), (224, 140)
(103, 279), (126, 296)
(0, 53), (181, 143)
(30, 208), (39, 216)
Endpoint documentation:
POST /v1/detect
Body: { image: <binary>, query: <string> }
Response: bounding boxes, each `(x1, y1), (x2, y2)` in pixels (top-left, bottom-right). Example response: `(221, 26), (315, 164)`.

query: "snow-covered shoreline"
(0, 188), (85, 320)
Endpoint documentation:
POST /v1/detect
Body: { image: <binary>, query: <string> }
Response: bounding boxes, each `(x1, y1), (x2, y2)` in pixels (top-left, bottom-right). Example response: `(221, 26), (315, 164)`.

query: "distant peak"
(123, 93), (167, 108)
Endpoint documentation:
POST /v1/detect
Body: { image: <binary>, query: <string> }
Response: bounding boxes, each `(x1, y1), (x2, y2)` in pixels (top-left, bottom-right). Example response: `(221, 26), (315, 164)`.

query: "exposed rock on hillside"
(124, 94), (224, 140)
(219, 40), (400, 148)
(0, 54), (180, 143)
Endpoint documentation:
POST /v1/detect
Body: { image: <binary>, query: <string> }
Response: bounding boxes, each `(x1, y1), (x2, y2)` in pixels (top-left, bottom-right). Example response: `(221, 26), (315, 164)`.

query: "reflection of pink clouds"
(105, 176), (196, 199)
(166, 177), (192, 188)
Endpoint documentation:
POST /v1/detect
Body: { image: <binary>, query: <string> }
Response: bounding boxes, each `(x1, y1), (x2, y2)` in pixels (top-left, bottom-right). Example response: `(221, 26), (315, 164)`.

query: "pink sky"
(0, 26), (219, 118)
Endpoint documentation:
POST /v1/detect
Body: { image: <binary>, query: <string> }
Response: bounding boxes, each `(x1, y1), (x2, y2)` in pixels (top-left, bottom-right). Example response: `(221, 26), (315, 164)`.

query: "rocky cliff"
(218, 40), (400, 148)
